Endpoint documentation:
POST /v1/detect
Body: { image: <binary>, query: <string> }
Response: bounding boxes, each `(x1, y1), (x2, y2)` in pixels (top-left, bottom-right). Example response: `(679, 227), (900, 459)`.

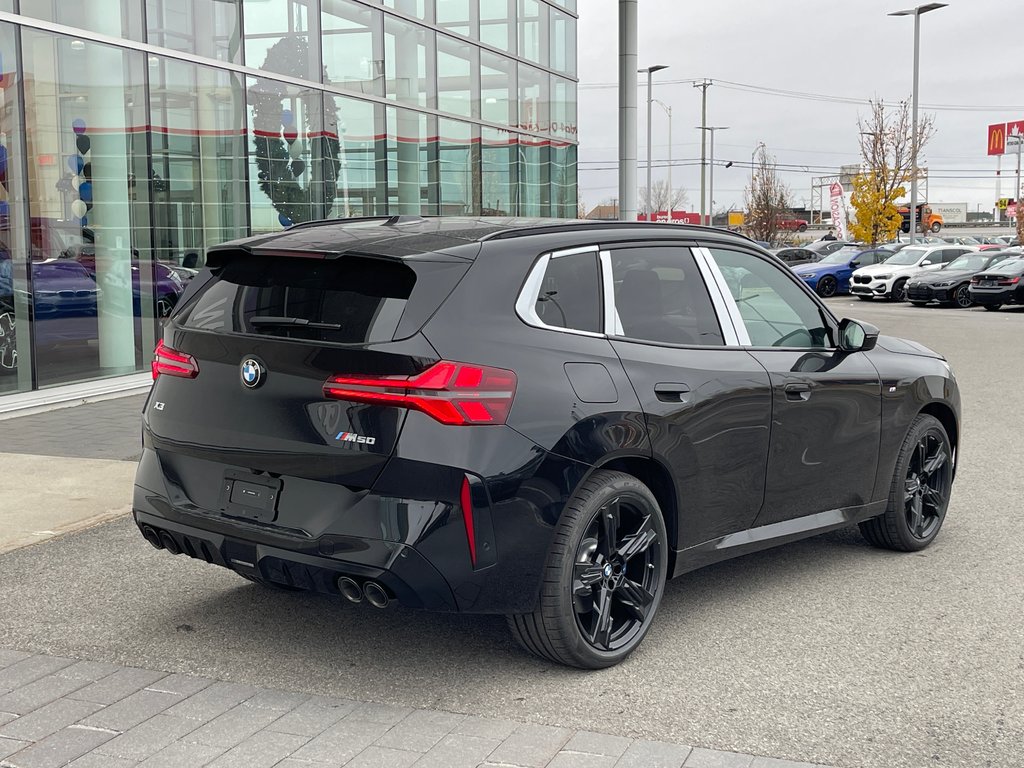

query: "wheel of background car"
(983, 304), (1002, 311)
(798, 224), (807, 232)
(890, 279), (908, 302)
(156, 294), (176, 319)
(506, 469), (667, 669)
(815, 275), (838, 298)
(953, 284), (973, 309)
(858, 414), (952, 552)
(0, 310), (16, 375)
(931, 222), (941, 233)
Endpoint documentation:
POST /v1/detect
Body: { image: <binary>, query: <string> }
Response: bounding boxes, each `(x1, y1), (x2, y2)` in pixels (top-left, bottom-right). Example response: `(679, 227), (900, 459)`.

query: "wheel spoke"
(617, 515), (657, 562)
(616, 577), (654, 623)
(574, 562), (605, 592)
(915, 438), (928, 473)
(908, 493), (925, 537)
(923, 446), (947, 476)
(590, 585), (614, 649)
(923, 484), (946, 510)
(599, 500), (620, 558)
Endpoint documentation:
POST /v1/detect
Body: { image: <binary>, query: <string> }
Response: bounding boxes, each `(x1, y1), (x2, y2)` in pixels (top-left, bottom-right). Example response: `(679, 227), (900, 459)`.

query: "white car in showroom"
(849, 244), (977, 302)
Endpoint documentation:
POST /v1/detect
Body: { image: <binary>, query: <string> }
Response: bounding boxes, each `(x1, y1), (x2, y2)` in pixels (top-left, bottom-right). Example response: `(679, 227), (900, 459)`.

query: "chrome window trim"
(598, 250), (624, 336)
(694, 246), (751, 346)
(514, 246), (605, 338)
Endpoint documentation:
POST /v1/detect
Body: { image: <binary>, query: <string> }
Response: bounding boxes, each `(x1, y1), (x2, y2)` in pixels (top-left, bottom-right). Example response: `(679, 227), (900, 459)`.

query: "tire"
(930, 221), (941, 233)
(816, 275), (838, 298)
(890, 279), (908, 303)
(982, 304), (1002, 311)
(507, 470), (668, 669)
(952, 284), (973, 309)
(859, 414), (952, 552)
(798, 223), (808, 232)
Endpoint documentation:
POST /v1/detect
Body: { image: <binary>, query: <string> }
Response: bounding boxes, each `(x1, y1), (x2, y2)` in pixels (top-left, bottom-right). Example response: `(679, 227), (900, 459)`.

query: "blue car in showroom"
(791, 246), (890, 297)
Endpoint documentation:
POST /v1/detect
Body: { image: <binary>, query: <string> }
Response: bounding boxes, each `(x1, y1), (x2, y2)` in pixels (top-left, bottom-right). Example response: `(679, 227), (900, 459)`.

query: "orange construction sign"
(988, 123), (1006, 155)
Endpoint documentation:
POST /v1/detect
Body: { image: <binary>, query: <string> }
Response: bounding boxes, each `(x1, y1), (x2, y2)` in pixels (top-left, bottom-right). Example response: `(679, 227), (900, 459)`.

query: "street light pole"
(890, 3), (947, 244)
(694, 79), (712, 224)
(639, 65), (668, 219)
(696, 127), (729, 227)
(653, 99), (673, 216)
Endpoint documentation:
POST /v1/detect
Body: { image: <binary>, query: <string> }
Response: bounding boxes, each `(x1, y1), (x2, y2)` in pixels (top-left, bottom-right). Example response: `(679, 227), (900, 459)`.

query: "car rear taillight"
(997, 276), (1021, 286)
(152, 340), (199, 380)
(323, 361), (517, 426)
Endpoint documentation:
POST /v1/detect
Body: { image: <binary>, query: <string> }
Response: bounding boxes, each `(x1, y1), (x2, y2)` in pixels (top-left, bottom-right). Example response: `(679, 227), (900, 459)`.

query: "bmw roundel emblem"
(240, 358), (263, 389)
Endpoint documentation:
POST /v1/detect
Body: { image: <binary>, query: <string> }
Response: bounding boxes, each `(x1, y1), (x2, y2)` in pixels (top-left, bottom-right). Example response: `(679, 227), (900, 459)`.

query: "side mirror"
(921, 260), (933, 265)
(838, 318), (879, 353)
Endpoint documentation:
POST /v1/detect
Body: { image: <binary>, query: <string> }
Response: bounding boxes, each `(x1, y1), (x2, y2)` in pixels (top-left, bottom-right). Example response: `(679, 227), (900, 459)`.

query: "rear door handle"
(784, 383), (811, 401)
(654, 383), (691, 402)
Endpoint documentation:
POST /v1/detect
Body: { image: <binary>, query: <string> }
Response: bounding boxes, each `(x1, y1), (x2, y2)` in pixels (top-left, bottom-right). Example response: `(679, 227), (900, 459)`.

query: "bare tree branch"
(638, 180), (690, 214)
(744, 146), (791, 242)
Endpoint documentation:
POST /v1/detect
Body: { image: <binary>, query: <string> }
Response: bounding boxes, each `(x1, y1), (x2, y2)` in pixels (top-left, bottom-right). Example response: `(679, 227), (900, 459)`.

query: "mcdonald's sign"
(988, 123), (1006, 156)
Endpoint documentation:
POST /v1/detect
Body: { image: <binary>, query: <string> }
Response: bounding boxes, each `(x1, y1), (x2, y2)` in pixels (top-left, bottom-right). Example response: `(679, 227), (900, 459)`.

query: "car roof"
(205, 216), (763, 264)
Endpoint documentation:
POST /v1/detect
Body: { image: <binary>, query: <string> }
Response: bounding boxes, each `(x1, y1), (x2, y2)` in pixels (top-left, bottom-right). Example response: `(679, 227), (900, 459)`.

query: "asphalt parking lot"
(0, 299), (1021, 768)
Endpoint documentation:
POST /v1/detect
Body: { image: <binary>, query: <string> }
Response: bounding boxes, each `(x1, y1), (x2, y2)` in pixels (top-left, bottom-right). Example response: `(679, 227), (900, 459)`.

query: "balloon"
(71, 175), (82, 190)
(72, 118), (87, 134)
(78, 181), (93, 202)
(75, 134), (90, 154)
(71, 199), (87, 218)
(278, 213), (292, 227)
(80, 217), (87, 227)
(68, 155), (85, 173)
(82, 162), (91, 180)
(289, 141), (303, 159)
(281, 109), (294, 127)
(290, 160), (305, 177)
(283, 129), (298, 142)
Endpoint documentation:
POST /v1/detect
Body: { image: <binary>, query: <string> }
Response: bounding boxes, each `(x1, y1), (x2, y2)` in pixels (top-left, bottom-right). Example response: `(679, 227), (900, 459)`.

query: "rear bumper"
(133, 506), (457, 611)
(969, 288), (1017, 305)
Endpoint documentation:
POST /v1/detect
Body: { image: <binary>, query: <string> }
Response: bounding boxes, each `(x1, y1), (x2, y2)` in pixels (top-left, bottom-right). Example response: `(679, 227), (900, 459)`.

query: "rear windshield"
(986, 257), (1024, 275)
(178, 255), (416, 344)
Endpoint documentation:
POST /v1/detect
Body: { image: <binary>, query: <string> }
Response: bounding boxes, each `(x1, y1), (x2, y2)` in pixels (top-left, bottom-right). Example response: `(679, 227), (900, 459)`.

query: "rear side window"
(532, 251), (602, 333)
(609, 246), (724, 346)
(179, 255), (416, 344)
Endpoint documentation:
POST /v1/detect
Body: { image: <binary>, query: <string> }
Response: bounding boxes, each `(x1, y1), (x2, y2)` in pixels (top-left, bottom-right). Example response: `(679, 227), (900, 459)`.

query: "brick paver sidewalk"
(0, 649), (831, 768)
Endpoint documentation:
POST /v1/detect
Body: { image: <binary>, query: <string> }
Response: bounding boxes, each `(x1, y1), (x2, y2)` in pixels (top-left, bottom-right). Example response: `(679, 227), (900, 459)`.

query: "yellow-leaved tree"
(850, 173), (904, 246)
(849, 99), (934, 246)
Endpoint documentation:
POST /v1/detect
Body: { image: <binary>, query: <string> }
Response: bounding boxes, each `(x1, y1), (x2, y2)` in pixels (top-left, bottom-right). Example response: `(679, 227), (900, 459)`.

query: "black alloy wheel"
(890, 279), (908, 303)
(0, 311), (17, 375)
(953, 284), (973, 309)
(508, 470), (667, 668)
(816, 275), (838, 298)
(859, 414), (952, 551)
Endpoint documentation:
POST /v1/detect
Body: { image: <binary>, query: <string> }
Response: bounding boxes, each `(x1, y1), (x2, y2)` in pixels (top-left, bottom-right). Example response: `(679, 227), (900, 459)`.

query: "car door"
(703, 246), (882, 526)
(604, 243), (773, 549)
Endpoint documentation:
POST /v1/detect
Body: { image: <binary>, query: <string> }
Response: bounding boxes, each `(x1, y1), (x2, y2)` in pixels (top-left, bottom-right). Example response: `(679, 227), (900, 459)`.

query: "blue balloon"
(281, 109), (294, 128)
(278, 213), (293, 227)
(72, 118), (87, 135)
(78, 181), (93, 202)
(80, 217), (88, 227)
(68, 155), (85, 173)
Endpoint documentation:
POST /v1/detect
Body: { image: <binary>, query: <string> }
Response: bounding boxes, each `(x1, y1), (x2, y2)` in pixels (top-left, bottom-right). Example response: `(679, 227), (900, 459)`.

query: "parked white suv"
(850, 244), (978, 302)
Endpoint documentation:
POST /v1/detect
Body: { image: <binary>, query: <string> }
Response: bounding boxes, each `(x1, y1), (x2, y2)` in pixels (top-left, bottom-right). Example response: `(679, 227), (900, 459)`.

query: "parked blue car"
(791, 246), (890, 297)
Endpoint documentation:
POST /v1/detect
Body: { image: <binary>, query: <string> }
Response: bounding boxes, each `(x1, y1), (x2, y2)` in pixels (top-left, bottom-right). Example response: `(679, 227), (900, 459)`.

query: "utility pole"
(640, 65), (668, 218)
(653, 99), (673, 216)
(696, 126), (728, 227)
(618, 0), (638, 222)
(694, 79), (711, 225)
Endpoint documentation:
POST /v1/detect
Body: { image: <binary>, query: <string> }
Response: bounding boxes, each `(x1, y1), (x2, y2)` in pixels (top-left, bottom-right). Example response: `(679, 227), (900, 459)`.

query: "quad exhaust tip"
(141, 526), (164, 550)
(337, 576), (363, 604)
(363, 581), (390, 609)
(158, 531), (182, 555)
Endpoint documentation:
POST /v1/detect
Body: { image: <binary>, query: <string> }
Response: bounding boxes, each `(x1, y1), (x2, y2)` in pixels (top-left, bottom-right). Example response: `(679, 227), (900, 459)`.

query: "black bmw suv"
(134, 217), (960, 669)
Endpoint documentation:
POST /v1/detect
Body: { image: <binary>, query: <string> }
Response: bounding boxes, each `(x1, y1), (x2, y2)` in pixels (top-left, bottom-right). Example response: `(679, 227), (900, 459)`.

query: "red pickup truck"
(777, 217), (809, 232)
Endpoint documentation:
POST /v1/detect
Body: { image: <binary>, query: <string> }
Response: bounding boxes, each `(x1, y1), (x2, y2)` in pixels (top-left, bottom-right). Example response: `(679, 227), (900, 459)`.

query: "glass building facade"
(0, 0), (577, 398)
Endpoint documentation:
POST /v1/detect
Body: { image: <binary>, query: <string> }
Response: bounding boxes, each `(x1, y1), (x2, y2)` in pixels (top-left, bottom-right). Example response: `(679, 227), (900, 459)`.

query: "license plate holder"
(219, 470), (282, 523)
